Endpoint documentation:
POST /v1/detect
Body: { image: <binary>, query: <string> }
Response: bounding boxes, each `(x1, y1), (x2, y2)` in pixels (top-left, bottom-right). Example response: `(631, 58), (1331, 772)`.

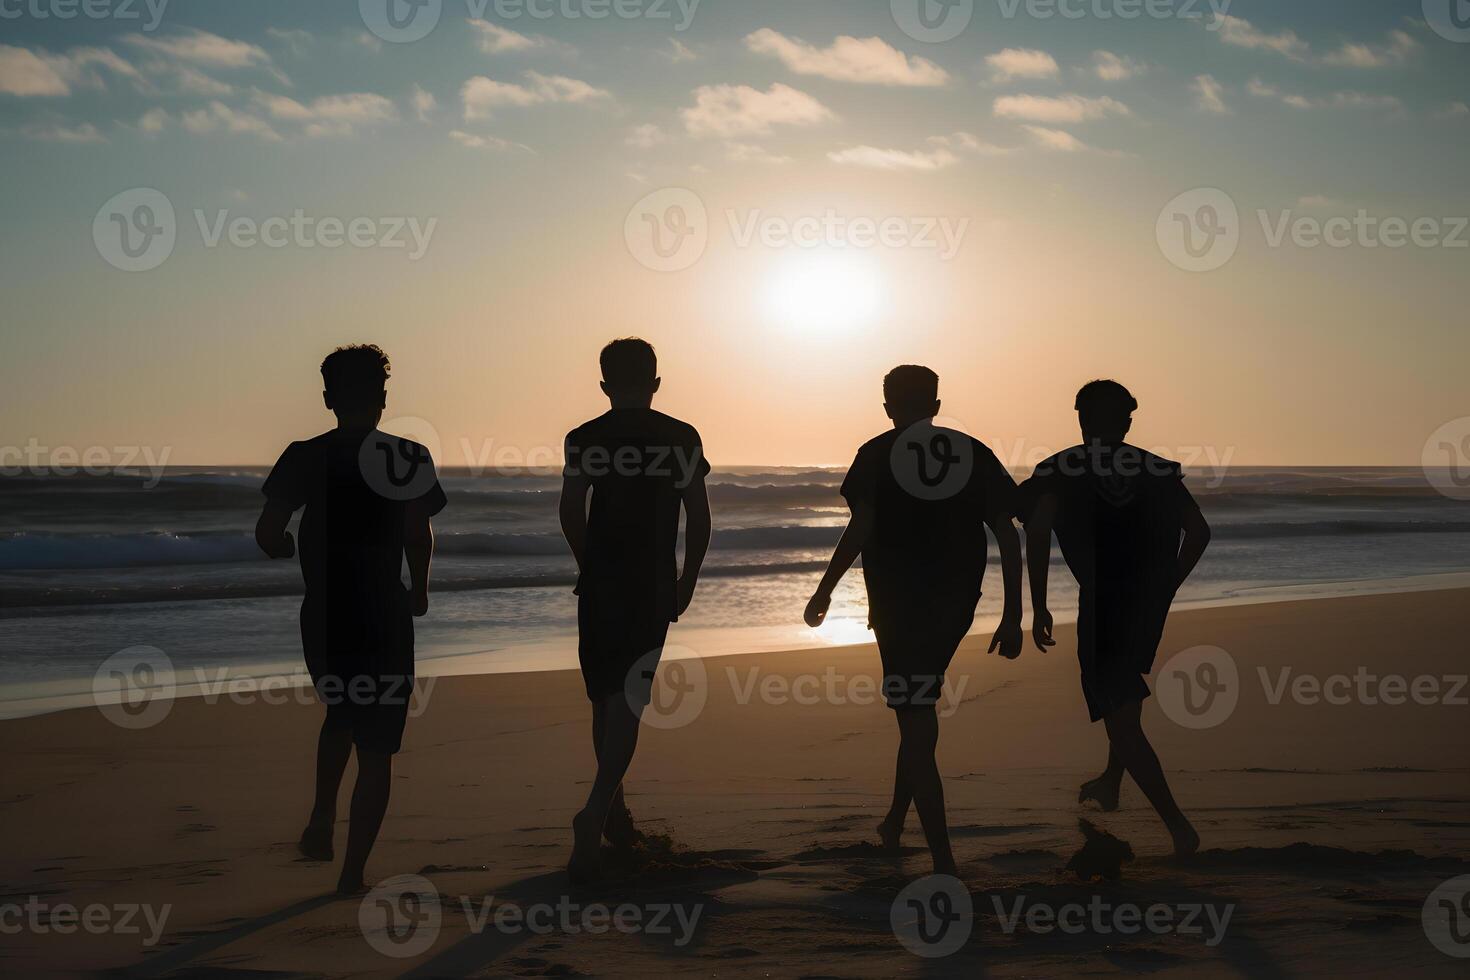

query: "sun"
(763, 250), (884, 334)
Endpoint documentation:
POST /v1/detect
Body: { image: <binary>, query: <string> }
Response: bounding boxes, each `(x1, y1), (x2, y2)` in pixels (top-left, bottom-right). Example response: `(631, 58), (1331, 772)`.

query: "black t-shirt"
(1017, 443), (1189, 609)
(840, 422), (1016, 627)
(563, 408), (710, 616)
(262, 429), (448, 613)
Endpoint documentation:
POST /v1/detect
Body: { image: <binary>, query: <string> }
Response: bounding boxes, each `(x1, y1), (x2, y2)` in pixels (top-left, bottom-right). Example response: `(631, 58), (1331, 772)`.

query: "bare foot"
(1078, 776), (1120, 812)
(877, 820), (902, 851)
(298, 824), (334, 861)
(336, 871), (367, 896)
(603, 806), (647, 849)
(1171, 823), (1201, 859)
(567, 808), (603, 884)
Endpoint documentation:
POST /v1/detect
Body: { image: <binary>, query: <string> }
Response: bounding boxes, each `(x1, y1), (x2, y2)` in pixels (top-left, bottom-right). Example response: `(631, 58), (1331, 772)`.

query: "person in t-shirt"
(255, 344), (447, 894)
(559, 338), (711, 882)
(1017, 379), (1210, 857)
(804, 365), (1022, 877)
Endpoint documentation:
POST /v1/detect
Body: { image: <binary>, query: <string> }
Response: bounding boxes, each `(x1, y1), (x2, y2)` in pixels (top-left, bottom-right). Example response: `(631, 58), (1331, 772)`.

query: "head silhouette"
(599, 337), (661, 407)
(1075, 379), (1136, 445)
(883, 365), (941, 428)
(321, 344), (389, 426)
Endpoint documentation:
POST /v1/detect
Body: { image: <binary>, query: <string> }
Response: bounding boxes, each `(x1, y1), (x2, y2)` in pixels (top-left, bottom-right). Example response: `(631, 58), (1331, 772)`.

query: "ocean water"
(2, 465), (1469, 710)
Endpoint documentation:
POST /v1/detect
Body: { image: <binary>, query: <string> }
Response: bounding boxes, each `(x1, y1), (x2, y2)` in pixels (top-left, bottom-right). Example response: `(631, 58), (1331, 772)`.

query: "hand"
(1032, 607), (1055, 652)
(267, 531), (295, 560)
(988, 617), (1023, 660)
(411, 586), (429, 617)
(676, 574), (697, 617)
(804, 589), (832, 628)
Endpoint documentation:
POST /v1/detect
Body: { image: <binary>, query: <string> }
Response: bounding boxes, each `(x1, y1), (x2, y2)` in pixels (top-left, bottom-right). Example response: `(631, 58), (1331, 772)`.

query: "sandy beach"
(3, 588), (1468, 977)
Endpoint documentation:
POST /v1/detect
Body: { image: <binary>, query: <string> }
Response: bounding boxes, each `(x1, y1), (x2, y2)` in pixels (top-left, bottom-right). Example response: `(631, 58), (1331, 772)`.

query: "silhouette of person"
(559, 338), (711, 882)
(1017, 379), (1209, 857)
(805, 366), (1023, 876)
(255, 344), (447, 894)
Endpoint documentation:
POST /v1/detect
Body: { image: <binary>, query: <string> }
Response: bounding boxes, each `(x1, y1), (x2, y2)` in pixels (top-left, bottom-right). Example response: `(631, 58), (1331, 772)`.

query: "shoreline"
(4, 569), (1470, 722)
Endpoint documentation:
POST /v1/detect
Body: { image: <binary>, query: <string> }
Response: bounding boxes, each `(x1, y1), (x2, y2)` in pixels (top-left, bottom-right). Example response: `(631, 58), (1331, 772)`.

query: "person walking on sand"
(255, 344), (447, 894)
(560, 338), (712, 883)
(1018, 379), (1210, 857)
(804, 365), (1023, 877)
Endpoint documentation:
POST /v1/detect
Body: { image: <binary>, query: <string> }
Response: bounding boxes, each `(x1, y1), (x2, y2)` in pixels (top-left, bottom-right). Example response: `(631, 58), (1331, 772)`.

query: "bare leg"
(591, 701), (642, 847)
(1079, 746), (1125, 812)
(337, 749), (392, 893)
(895, 708), (957, 876)
(570, 693), (642, 882)
(878, 750), (910, 850)
(301, 719), (351, 860)
(1103, 701), (1199, 856)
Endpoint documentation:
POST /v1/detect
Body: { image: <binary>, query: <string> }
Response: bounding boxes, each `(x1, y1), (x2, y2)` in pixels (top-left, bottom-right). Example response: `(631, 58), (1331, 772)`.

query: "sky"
(1, 0), (1467, 468)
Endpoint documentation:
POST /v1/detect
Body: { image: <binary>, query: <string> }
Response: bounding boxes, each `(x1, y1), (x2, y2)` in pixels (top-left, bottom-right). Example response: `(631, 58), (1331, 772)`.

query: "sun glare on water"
(763, 250), (884, 335)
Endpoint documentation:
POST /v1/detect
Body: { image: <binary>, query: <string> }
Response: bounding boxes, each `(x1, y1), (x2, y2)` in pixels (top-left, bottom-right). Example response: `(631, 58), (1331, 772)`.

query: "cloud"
(992, 94), (1129, 123)
(266, 28), (312, 57)
(1321, 30), (1417, 69)
(1213, 14), (1310, 61)
(931, 131), (1014, 155)
(827, 143), (957, 171)
(682, 82), (833, 137)
(1192, 74), (1229, 114)
(126, 28), (272, 69)
(744, 28), (948, 86)
(449, 129), (531, 152)
(180, 101), (282, 141)
(461, 71), (610, 120)
(24, 121), (106, 143)
(0, 44), (141, 96)
(255, 91), (398, 136)
(350, 30), (383, 53)
(1437, 101), (1469, 119)
(1023, 125), (1087, 151)
(626, 123), (666, 148)
(665, 39), (697, 63)
(469, 20), (545, 53)
(411, 85), (436, 122)
(175, 66), (233, 96)
(985, 48), (1057, 81)
(727, 142), (792, 165)
(1092, 50), (1142, 81)
(138, 107), (168, 133)
(1246, 78), (1400, 111)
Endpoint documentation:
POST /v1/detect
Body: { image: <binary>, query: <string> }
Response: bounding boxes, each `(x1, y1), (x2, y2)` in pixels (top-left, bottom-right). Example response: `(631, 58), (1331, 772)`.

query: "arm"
(404, 500), (434, 617)
(1175, 488), (1211, 591)
(803, 501), (873, 628)
(254, 500), (296, 559)
(1025, 492), (1058, 652)
(676, 474), (711, 616)
(559, 472), (590, 576)
(985, 507), (1024, 659)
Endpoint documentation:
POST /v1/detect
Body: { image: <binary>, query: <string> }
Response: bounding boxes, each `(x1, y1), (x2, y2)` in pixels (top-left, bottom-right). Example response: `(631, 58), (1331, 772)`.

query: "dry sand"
(2, 589), (1468, 977)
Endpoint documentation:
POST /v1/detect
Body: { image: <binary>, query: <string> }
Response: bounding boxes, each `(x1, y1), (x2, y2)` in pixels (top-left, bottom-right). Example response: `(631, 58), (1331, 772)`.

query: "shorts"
(577, 587), (672, 704)
(300, 591), (415, 755)
(870, 611), (975, 710)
